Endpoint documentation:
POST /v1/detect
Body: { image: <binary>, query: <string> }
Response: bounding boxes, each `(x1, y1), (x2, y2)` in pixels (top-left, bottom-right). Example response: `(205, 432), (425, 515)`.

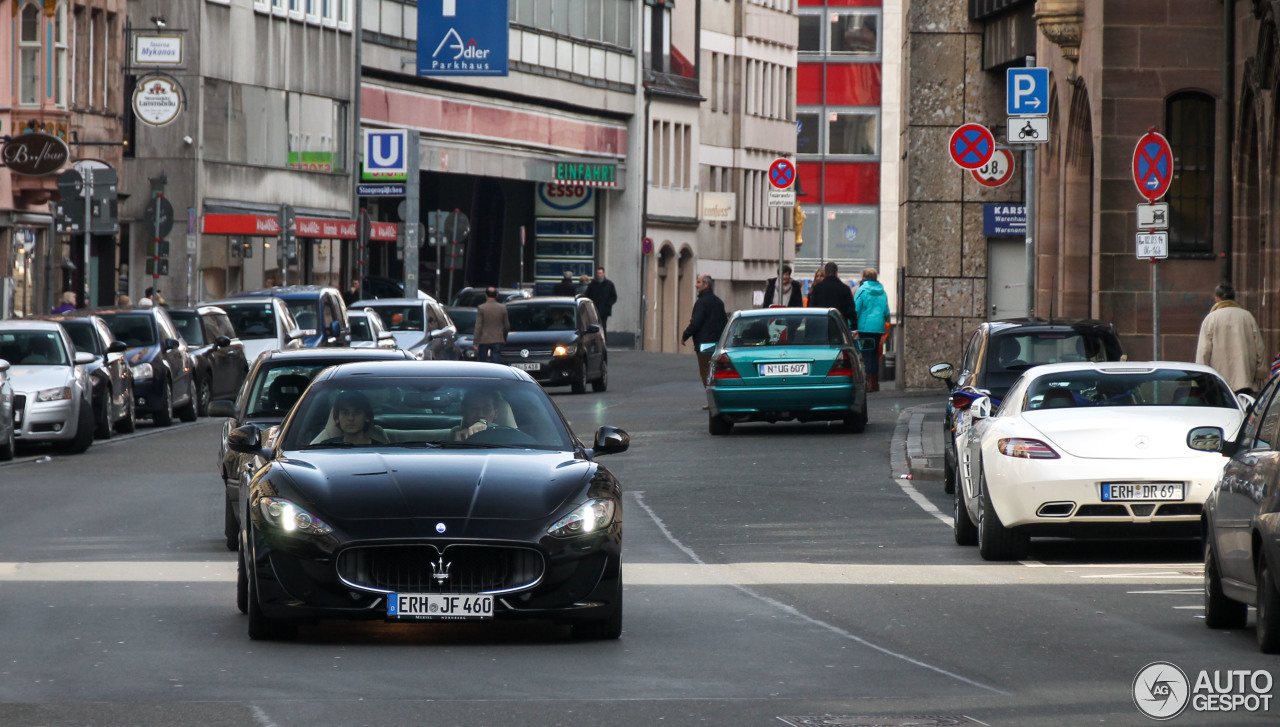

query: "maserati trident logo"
(1134, 435), (1150, 450)
(431, 556), (452, 584)
(435, 522), (446, 534)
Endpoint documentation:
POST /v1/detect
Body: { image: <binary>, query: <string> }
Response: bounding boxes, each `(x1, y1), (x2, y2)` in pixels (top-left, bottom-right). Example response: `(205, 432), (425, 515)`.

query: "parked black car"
(210, 347), (414, 550)
(929, 318), (1125, 494)
(169, 306), (250, 416)
(228, 360), (628, 641)
(42, 314), (136, 437)
(501, 297), (607, 394)
(450, 286), (532, 307)
(1189, 372), (1280, 653)
(242, 286), (351, 348)
(82, 307), (198, 427)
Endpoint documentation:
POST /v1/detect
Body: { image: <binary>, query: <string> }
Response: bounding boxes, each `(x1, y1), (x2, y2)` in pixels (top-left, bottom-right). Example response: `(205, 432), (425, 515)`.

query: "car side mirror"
(697, 342), (717, 355)
(73, 351), (96, 366)
(227, 424), (271, 458)
(593, 426), (630, 456)
(162, 337), (180, 351)
(585, 323), (601, 334)
(1237, 392), (1256, 413)
(106, 341), (128, 354)
(930, 362), (955, 381)
(215, 335), (232, 348)
(970, 396), (992, 420)
(209, 400), (238, 418)
(1187, 426), (1238, 457)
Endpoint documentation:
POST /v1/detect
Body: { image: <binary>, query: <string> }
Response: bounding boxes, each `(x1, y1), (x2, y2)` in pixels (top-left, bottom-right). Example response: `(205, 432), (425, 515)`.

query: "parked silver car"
(0, 356), (13, 460)
(0, 320), (96, 454)
(201, 297), (305, 363)
(346, 308), (398, 349)
(360, 296), (458, 360)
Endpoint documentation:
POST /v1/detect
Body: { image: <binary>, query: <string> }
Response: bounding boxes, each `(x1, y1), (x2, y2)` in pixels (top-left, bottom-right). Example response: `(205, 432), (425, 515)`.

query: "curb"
(905, 402), (946, 481)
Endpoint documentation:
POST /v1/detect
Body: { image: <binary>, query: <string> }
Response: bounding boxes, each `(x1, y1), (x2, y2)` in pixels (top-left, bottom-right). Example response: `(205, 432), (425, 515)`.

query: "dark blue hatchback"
(243, 286), (350, 348)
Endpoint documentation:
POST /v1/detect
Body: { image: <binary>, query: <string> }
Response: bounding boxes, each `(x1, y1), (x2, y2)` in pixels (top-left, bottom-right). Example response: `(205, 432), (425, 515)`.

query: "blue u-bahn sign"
(418, 0), (509, 77)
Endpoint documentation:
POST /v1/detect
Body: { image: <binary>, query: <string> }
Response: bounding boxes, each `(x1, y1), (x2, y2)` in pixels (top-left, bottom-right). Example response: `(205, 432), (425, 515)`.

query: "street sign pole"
(82, 167), (93, 307)
(403, 131), (420, 298)
(1024, 56), (1036, 318)
(153, 192), (163, 292)
(1152, 231), (1160, 361)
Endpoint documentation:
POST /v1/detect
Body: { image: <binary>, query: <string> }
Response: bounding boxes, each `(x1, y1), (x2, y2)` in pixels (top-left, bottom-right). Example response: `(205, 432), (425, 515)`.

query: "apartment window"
(54, 2), (69, 107)
(18, 3), (40, 105)
(337, 0), (351, 29)
(254, 0), (271, 13)
(798, 12), (821, 54)
(710, 53), (719, 112)
(1166, 92), (1215, 254)
(828, 110), (878, 156)
(796, 112), (820, 154)
(272, 0), (288, 17)
(306, 0), (319, 23)
(830, 11), (879, 55)
(322, 0), (336, 27)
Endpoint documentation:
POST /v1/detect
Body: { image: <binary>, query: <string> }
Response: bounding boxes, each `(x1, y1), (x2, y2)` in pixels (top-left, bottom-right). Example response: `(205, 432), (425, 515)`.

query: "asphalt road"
(0, 350), (1274, 726)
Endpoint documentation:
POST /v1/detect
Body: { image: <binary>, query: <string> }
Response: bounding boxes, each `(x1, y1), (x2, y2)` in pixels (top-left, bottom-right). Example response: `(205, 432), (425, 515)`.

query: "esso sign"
(544, 184), (589, 199)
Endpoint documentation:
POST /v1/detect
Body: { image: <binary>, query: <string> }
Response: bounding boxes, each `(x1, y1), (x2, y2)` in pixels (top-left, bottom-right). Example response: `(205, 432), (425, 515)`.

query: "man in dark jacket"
(763, 265), (804, 307)
(585, 267), (619, 330)
(807, 261), (855, 327)
(682, 274), (729, 392)
(553, 271), (578, 296)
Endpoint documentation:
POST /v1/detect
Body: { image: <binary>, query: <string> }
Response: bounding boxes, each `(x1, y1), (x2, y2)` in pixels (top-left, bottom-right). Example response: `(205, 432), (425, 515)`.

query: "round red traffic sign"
(642, 237), (653, 255)
(768, 158), (795, 189)
(1132, 130), (1173, 203)
(971, 148), (1016, 187)
(949, 123), (995, 170)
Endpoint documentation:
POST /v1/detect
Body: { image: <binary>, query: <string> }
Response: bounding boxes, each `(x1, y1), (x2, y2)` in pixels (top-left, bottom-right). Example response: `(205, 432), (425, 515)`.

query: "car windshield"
(446, 308), (476, 335)
(0, 330), (69, 366)
(508, 304), (577, 332)
(102, 314), (158, 347)
(348, 315), (373, 341)
(280, 376), (574, 450)
(987, 332), (1116, 373)
(1024, 369), (1237, 410)
(366, 305), (424, 332)
(61, 321), (101, 355)
(244, 364), (332, 418)
(169, 312), (205, 346)
(725, 315), (841, 346)
(220, 303), (279, 340)
(283, 300), (320, 332)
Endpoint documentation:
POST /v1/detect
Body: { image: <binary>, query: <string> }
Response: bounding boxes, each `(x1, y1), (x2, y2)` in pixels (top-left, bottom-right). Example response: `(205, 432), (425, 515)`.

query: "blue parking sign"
(363, 129), (408, 182)
(418, 0), (509, 77)
(1007, 68), (1049, 116)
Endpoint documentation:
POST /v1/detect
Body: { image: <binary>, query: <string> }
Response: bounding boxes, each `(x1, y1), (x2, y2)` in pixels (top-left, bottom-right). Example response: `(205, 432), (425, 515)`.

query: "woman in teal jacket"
(854, 268), (888, 391)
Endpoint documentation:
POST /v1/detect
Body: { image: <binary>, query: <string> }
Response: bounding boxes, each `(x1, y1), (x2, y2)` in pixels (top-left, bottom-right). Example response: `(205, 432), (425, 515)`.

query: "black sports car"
(228, 360), (628, 641)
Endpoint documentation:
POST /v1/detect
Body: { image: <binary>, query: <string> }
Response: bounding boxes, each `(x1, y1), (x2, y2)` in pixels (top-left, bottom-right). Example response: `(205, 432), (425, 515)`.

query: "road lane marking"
(630, 492), (1011, 696)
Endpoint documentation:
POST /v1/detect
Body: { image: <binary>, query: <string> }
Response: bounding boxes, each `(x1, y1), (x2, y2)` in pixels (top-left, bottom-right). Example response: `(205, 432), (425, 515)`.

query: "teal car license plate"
(387, 593), (493, 620)
(759, 363), (809, 376)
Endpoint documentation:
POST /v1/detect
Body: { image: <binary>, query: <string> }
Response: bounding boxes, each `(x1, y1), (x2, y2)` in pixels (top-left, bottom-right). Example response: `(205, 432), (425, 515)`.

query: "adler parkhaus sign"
(418, 0), (508, 76)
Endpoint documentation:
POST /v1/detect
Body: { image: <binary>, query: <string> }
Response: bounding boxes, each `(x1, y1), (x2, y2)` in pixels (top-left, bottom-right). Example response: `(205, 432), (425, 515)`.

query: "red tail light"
(713, 353), (740, 379)
(829, 350), (854, 377)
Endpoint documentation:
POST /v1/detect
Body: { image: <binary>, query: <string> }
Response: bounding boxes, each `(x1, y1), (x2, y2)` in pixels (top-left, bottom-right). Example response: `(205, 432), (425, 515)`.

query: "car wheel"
(571, 358), (587, 394)
(708, 413), (732, 436)
(953, 479), (978, 546)
(177, 377), (198, 423)
(0, 422), (14, 462)
(93, 391), (113, 440)
(591, 357), (609, 392)
(977, 470), (1028, 561)
(1203, 539), (1247, 629)
(116, 386), (137, 434)
(843, 405), (868, 433)
(197, 375), (212, 418)
(57, 399), (95, 455)
(153, 379), (174, 427)
(224, 495), (239, 552)
(236, 539), (249, 615)
(572, 576), (622, 640)
(1257, 557), (1280, 653)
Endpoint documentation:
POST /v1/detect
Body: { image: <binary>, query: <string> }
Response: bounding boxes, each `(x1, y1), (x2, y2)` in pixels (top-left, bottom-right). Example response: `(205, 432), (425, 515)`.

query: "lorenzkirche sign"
(1, 132), (70, 177)
(132, 75), (183, 127)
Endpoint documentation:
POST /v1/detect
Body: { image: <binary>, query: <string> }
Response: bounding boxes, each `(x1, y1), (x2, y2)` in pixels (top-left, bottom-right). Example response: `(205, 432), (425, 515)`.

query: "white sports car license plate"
(511, 363), (541, 371)
(387, 593), (493, 620)
(1100, 483), (1184, 502)
(760, 363), (809, 376)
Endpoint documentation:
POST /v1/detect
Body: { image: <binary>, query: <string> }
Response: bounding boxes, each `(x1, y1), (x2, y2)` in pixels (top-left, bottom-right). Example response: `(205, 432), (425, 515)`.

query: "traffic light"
(145, 258), (170, 276)
(278, 204), (297, 263)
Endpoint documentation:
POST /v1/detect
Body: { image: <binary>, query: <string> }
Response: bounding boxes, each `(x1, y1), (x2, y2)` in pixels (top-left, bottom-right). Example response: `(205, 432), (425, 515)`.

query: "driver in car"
(452, 389), (502, 441)
(318, 391), (388, 445)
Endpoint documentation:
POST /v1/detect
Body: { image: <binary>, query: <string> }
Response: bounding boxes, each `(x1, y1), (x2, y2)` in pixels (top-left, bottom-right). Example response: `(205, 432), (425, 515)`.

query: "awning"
(202, 213), (399, 241)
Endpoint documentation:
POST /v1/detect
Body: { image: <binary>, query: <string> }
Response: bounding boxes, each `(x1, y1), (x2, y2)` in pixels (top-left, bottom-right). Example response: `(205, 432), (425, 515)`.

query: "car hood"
(8, 365), (74, 393)
(1025, 408), (1244, 460)
(506, 331), (577, 347)
(276, 449), (591, 529)
(126, 345), (160, 366)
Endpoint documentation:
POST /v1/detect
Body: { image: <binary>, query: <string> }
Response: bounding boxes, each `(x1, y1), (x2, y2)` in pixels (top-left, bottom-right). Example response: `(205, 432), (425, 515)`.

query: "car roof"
(735, 307), (834, 318)
(31, 314), (99, 325)
(508, 296), (579, 305)
(0, 319), (63, 331)
(202, 297), (282, 307)
(1022, 360), (1224, 378)
(257, 348), (411, 364)
(313, 360), (532, 381)
(985, 318), (1117, 335)
(168, 305), (227, 316)
(243, 285), (338, 298)
(77, 307), (160, 317)
(361, 297), (438, 306)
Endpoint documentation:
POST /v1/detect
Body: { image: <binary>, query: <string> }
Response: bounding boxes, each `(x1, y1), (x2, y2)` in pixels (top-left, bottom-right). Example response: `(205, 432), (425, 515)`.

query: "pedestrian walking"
(805, 266), (826, 306)
(586, 267), (618, 330)
(51, 291), (77, 314)
(806, 261), (855, 329)
(763, 265), (804, 307)
(553, 271), (578, 296)
(473, 286), (510, 365)
(1196, 282), (1265, 395)
(682, 274), (729, 396)
(854, 267), (889, 392)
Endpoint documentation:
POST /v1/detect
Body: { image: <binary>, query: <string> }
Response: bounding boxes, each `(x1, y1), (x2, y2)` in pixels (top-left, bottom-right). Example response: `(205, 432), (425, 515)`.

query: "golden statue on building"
(793, 204), (806, 248)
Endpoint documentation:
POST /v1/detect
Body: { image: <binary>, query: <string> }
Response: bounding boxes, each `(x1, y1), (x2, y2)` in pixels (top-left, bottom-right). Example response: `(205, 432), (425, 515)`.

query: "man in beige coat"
(473, 286), (510, 365)
(1196, 282), (1264, 394)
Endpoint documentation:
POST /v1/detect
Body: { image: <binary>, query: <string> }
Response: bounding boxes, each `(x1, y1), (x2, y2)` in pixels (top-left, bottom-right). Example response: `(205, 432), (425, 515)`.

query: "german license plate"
(511, 363), (541, 371)
(1100, 483), (1184, 501)
(760, 363), (808, 376)
(387, 593), (493, 620)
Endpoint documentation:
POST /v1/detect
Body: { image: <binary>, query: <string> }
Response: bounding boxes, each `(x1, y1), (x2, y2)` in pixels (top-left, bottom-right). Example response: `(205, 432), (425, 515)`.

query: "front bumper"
(13, 396), (78, 442)
(132, 376), (169, 414)
(708, 381), (858, 422)
(500, 353), (577, 386)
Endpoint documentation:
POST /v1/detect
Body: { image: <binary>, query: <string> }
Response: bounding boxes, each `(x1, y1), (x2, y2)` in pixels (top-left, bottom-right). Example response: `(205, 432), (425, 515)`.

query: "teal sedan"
(703, 308), (869, 435)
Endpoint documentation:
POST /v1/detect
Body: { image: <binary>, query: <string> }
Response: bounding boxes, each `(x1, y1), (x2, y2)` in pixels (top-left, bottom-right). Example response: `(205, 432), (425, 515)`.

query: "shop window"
(1165, 92), (1214, 255)
(54, 2), (69, 108)
(827, 110), (878, 157)
(829, 10), (879, 56)
(798, 12), (822, 54)
(796, 111), (820, 155)
(19, 3), (41, 106)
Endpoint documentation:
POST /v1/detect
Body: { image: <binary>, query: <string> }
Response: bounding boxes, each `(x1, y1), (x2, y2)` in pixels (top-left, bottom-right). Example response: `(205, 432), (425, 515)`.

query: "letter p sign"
(1006, 68), (1049, 117)
(363, 129), (410, 182)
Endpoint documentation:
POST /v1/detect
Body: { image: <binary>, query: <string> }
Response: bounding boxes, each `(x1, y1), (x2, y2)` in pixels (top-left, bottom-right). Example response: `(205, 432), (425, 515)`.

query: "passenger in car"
(320, 391), (387, 445)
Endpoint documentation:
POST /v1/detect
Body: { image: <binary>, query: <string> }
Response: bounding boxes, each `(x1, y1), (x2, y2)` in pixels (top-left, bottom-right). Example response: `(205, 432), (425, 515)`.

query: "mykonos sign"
(1, 132), (70, 177)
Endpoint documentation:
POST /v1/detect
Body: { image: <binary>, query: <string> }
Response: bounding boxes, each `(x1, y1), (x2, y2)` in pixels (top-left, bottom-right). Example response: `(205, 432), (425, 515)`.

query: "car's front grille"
(336, 544), (544, 595)
(502, 347), (554, 358)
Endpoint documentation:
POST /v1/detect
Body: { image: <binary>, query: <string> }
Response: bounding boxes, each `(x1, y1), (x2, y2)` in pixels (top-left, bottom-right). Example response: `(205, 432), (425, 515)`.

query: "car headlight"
(258, 496), (333, 536)
(553, 343), (578, 357)
(130, 362), (154, 380)
(548, 499), (616, 537)
(35, 386), (72, 402)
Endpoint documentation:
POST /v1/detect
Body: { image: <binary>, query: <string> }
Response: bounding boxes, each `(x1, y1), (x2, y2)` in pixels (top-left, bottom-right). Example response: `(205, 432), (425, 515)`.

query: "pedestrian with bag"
(473, 286), (510, 365)
(854, 268), (888, 392)
(682, 275), (729, 396)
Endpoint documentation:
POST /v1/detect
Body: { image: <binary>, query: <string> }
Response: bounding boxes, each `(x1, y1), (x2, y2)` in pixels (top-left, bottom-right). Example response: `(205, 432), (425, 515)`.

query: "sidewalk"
(895, 400), (947, 482)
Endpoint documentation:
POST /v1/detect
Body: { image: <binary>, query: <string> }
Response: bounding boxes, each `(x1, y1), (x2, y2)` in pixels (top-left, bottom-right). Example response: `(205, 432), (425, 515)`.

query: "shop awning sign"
(418, 0), (509, 77)
(132, 75), (183, 127)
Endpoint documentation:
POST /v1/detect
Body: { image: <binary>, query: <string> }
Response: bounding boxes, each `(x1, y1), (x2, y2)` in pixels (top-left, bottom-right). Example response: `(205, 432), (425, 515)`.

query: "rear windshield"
(349, 316), (373, 341)
(446, 308), (476, 335)
(61, 321), (101, 355)
(725, 315), (842, 347)
(169, 312), (204, 346)
(220, 303), (278, 340)
(284, 300), (320, 331)
(365, 305), (424, 332)
(987, 332), (1120, 373)
(508, 304), (577, 332)
(102, 314), (158, 347)
(1025, 369), (1236, 410)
